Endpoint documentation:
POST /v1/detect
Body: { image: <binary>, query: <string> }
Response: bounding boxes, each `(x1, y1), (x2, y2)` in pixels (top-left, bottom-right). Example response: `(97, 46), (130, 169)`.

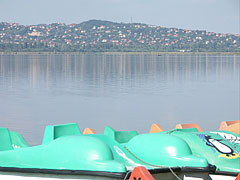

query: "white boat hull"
(0, 171), (211, 180)
(207, 174), (237, 180)
(0, 171), (237, 180)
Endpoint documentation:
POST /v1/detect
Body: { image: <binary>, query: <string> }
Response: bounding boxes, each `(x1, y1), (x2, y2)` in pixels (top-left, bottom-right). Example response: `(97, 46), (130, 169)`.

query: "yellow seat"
(175, 123), (203, 132)
(219, 120), (240, 135)
(149, 123), (165, 133)
(83, 128), (96, 134)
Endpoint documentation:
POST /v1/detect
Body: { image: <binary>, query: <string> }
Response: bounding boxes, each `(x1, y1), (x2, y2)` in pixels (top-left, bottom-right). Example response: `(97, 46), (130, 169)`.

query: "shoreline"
(0, 51), (239, 55)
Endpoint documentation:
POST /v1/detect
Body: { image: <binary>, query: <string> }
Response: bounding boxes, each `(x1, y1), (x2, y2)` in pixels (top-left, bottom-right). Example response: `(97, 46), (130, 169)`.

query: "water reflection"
(0, 54), (239, 145)
(0, 54), (239, 88)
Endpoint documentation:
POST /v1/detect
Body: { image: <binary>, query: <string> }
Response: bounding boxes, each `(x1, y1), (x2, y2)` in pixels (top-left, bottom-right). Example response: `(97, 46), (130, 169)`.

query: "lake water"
(0, 53), (239, 145)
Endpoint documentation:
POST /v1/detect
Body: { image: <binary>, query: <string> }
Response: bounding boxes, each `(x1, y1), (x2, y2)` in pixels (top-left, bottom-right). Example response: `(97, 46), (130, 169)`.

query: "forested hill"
(0, 20), (239, 52)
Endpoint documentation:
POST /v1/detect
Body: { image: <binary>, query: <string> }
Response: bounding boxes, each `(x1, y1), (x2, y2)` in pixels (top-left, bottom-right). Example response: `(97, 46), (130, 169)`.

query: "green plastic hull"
(163, 128), (240, 174)
(2, 123), (238, 179)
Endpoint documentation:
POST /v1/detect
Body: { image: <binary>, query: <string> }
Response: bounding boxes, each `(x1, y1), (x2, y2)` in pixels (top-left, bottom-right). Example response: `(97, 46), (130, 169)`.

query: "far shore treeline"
(0, 20), (239, 52)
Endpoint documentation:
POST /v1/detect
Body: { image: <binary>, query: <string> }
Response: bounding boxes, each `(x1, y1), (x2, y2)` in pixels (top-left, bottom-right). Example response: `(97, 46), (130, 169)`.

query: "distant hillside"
(0, 20), (239, 52)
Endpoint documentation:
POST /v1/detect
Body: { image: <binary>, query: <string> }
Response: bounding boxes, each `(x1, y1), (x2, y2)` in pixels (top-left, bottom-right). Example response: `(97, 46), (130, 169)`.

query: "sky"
(0, 0), (239, 34)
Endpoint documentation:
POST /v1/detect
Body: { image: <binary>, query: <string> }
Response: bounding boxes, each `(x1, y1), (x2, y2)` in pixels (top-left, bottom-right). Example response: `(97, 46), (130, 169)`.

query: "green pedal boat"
(161, 128), (240, 180)
(0, 123), (238, 180)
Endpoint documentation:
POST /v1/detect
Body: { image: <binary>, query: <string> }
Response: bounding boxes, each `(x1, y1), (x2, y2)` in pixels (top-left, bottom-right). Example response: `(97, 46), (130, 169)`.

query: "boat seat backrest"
(219, 120), (240, 135)
(0, 128), (13, 151)
(150, 123), (165, 133)
(104, 126), (138, 143)
(115, 131), (138, 143)
(176, 123), (203, 132)
(219, 120), (240, 130)
(10, 131), (30, 148)
(42, 123), (81, 144)
(83, 128), (96, 134)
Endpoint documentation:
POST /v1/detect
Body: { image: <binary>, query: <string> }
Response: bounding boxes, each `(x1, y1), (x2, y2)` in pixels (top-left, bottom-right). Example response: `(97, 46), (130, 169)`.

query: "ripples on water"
(0, 54), (239, 145)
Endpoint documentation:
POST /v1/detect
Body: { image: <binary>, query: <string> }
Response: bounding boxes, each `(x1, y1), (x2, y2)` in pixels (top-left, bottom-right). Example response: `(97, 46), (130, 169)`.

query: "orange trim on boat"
(129, 166), (155, 180)
(219, 120), (240, 135)
(219, 120), (240, 129)
(175, 123), (203, 132)
(149, 123), (165, 133)
(235, 173), (240, 180)
(83, 128), (96, 134)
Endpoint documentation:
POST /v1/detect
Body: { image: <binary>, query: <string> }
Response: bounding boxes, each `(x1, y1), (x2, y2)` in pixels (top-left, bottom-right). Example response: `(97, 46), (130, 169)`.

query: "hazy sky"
(0, 0), (239, 34)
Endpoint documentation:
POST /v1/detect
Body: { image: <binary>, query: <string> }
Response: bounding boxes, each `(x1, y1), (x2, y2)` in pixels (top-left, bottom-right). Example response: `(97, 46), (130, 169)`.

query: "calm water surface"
(0, 54), (239, 145)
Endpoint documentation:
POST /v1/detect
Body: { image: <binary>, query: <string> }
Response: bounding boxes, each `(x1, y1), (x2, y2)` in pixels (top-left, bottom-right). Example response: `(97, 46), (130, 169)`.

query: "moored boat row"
(0, 120), (239, 180)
